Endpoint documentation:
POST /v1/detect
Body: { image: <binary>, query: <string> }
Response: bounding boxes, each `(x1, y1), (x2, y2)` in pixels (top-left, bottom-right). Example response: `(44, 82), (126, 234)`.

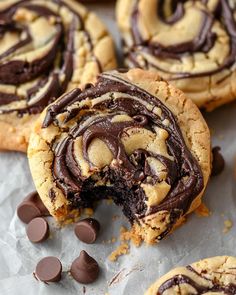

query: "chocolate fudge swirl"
(125, 0), (236, 80)
(0, 0), (102, 115)
(43, 71), (203, 241)
(156, 265), (236, 294)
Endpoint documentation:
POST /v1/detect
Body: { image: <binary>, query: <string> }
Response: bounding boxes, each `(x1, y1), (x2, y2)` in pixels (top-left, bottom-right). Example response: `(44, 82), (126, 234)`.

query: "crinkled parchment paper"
(0, 3), (236, 295)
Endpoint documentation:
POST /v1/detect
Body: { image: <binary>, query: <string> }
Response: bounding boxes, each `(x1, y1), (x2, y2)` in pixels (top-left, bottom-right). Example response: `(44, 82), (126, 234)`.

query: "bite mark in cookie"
(28, 69), (211, 244)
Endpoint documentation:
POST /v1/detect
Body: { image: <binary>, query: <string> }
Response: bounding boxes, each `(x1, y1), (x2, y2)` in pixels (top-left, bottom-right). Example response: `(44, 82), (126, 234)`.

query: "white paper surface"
(0, 3), (236, 295)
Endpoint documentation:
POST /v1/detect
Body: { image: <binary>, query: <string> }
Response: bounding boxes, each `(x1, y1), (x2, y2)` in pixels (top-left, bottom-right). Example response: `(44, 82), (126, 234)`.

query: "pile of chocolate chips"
(17, 191), (100, 285)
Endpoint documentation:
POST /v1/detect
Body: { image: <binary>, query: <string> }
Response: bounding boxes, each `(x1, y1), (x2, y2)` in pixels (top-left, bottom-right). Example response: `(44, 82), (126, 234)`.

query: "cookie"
(116, 0), (236, 111)
(0, 0), (116, 152)
(145, 256), (236, 294)
(28, 69), (211, 244)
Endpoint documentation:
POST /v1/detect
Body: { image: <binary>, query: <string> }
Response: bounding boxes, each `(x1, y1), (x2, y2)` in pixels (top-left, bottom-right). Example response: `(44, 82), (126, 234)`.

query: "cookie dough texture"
(28, 69), (211, 244)
(145, 256), (236, 294)
(0, 0), (116, 152)
(116, 0), (236, 111)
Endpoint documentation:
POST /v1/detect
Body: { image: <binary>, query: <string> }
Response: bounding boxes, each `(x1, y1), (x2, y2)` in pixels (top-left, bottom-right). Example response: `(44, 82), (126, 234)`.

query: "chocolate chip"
(26, 217), (49, 243)
(17, 202), (41, 224)
(35, 257), (62, 283)
(17, 191), (50, 223)
(70, 251), (99, 284)
(74, 218), (100, 244)
(212, 146), (225, 176)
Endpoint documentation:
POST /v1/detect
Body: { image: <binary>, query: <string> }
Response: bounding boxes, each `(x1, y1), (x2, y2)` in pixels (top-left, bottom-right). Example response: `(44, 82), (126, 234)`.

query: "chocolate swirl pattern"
(0, 0), (116, 151)
(145, 256), (236, 295)
(116, 0), (236, 110)
(28, 69), (211, 244)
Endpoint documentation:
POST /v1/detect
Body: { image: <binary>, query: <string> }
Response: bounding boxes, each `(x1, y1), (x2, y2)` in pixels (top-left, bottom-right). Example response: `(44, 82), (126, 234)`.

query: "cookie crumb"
(108, 226), (143, 261)
(120, 226), (142, 247)
(109, 243), (129, 262)
(62, 209), (81, 225)
(195, 203), (211, 217)
(108, 237), (117, 244)
(84, 208), (94, 217)
(223, 219), (233, 233)
(111, 237), (116, 243)
(102, 237), (117, 244)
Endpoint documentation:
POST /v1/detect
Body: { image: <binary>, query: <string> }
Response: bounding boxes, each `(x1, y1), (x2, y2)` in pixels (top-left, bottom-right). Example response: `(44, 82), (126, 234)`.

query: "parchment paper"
(0, 3), (236, 295)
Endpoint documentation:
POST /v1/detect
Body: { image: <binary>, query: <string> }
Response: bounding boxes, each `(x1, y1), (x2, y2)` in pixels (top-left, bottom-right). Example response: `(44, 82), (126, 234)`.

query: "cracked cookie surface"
(28, 69), (211, 244)
(116, 0), (236, 111)
(0, 0), (116, 152)
(145, 256), (236, 294)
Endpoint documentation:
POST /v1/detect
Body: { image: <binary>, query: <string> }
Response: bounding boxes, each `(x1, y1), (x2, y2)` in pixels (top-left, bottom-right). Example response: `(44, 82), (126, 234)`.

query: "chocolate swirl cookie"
(116, 0), (236, 110)
(145, 256), (236, 294)
(28, 69), (211, 244)
(0, 0), (116, 152)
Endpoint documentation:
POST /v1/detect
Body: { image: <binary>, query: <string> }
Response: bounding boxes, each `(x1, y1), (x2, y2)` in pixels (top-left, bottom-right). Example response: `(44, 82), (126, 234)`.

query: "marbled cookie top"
(116, 0), (236, 110)
(28, 69), (211, 243)
(145, 256), (236, 295)
(0, 0), (116, 115)
(43, 71), (203, 213)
